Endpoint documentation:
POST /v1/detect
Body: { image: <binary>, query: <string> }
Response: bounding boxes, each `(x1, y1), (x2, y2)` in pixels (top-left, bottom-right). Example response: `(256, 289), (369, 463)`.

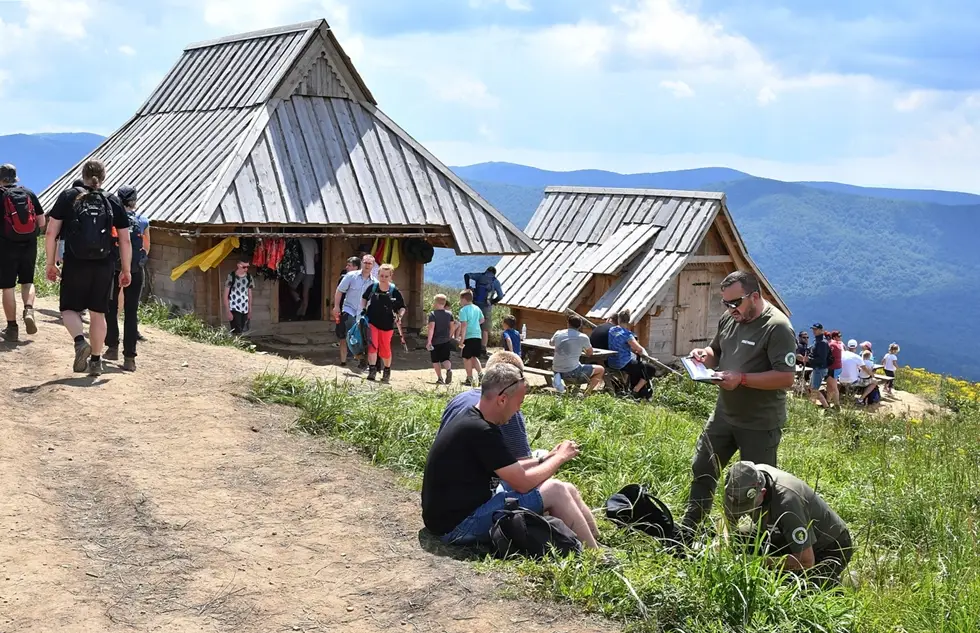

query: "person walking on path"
(224, 258), (253, 334)
(0, 164), (45, 342)
(426, 293), (457, 385)
(807, 323), (832, 409)
(723, 461), (853, 587)
(333, 254), (376, 367)
(882, 343), (900, 395)
(680, 270), (796, 539)
(104, 186), (149, 371)
(463, 266), (504, 357)
(45, 159), (132, 376)
(456, 289), (485, 386)
(360, 263), (406, 383)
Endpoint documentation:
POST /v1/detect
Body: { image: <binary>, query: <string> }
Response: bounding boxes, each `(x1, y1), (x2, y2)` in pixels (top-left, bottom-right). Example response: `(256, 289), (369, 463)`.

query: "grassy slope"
(249, 371), (980, 633)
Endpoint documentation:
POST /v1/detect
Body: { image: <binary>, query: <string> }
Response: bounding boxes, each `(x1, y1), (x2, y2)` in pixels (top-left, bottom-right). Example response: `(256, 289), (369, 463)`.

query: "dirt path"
(0, 298), (615, 633)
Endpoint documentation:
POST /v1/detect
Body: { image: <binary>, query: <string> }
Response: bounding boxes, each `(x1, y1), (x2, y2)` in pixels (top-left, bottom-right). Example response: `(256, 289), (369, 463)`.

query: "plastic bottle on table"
(520, 323), (527, 340)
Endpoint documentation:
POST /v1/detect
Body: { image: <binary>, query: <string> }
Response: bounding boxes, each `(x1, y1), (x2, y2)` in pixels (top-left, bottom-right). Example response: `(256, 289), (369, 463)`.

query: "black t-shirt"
(590, 323), (612, 350)
(0, 185), (44, 244)
(421, 406), (517, 535)
(48, 186), (130, 263)
(361, 282), (406, 331)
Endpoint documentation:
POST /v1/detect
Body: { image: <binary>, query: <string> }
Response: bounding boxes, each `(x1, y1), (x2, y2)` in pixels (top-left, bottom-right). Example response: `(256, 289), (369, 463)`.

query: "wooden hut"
(494, 186), (790, 361)
(39, 19), (538, 335)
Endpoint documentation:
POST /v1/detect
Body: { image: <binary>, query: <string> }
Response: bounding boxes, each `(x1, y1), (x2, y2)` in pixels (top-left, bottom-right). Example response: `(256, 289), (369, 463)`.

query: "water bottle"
(520, 323), (527, 340)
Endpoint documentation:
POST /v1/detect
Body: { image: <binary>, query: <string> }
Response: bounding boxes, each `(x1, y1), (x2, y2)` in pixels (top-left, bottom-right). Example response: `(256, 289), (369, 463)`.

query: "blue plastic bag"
(346, 314), (370, 357)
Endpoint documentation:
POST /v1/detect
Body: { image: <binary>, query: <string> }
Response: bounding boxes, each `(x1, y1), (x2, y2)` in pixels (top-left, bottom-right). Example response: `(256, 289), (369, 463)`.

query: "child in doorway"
(427, 294), (456, 385)
(457, 289), (484, 386)
(882, 343), (900, 394)
(501, 314), (521, 357)
(225, 258), (254, 334)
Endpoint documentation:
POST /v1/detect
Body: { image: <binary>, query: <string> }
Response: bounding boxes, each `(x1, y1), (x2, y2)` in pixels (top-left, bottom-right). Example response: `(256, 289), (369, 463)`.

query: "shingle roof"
(38, 19), (537, 256)
(497, 186), (787, 321)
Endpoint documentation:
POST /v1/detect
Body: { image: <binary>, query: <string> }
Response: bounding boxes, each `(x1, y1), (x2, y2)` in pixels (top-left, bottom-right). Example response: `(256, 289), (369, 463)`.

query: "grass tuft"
(249, 371), (980, 632)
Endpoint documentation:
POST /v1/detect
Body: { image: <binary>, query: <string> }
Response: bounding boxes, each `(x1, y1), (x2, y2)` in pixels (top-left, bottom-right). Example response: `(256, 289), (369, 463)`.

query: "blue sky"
(1, 0), (979, 192)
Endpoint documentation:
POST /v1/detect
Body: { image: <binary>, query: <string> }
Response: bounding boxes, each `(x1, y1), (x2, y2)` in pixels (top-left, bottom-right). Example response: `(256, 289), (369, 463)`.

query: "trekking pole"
(641, 353), (684, 378)
(564, 308), (598, 330)
(395, 315), (409, 352)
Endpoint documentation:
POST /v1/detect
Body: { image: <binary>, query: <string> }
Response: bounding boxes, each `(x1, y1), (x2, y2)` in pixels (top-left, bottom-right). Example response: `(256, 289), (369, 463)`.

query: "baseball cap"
(723, 461), (765, 516)
(811, 322), (823, 330)
(0, 163), (17, 182)
(117, 185), (138, 205)
(847, 339), (858, 349)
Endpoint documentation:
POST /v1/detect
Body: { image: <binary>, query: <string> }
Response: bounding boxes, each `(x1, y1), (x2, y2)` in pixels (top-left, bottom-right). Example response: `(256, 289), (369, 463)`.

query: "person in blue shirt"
(463, 266), (504, 357)
(500, 314), (521, 357)
(606, 309), (655, 400)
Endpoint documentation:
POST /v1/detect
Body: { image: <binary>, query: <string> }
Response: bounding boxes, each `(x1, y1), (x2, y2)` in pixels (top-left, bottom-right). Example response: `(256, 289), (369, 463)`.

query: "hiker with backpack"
(104, 186), (149, 371)
(359, 263), (406, 383)
(0, 164), (45, 342)
(463, 266), (504, 358)
(421, 362), (600, 550)
(45, 159), (133, 376)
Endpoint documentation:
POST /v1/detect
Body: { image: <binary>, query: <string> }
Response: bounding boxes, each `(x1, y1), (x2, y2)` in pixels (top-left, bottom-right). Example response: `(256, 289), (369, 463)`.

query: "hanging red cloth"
(253, 239), (266, 267)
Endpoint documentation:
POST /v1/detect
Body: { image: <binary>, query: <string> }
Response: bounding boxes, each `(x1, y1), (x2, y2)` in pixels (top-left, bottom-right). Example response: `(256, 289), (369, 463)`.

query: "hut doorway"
(278, 237), (324, 323)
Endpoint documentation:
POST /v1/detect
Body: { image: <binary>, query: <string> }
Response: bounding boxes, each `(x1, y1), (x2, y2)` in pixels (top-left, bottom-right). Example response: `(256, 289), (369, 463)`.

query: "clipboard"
(681, 357), (722, 382)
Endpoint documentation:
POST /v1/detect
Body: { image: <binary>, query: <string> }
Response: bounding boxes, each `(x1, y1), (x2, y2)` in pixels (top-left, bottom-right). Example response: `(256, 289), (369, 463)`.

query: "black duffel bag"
(490, 498), (582, 559)
(605, 483), (678, 543)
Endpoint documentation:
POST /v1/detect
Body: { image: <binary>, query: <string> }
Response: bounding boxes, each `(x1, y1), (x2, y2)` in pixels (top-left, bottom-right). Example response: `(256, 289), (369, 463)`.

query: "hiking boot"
(104, 346), (120, 361)
(73, 339), (92, 373)
(462, 377), (473, 387)
(137, 332), (147, 342)
(435, 376), (445, 385)
(88, 358), (103, 377)
(0, 324), (18, 342)
(367, 366), (377, 382)
(381, 367), (391, 383)
(445, 369), (453, 384)
(357, 358), (367, 370)
(122, 357), (137, 372)
(23, 307), (37, 335)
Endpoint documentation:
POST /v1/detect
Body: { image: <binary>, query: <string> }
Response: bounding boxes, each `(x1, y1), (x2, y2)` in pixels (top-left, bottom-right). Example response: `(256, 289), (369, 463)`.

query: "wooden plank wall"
(645, 276), (679, 359)
(146, 231), (197, 310)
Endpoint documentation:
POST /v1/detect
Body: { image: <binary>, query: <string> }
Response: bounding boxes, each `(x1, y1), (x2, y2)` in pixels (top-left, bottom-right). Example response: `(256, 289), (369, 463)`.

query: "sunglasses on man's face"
(722, 293), (752, 310)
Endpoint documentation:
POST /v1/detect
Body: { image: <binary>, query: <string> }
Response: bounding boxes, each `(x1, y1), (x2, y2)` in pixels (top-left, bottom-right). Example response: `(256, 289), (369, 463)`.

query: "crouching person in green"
(723, 461), (853, 588)
(421, 362), (600, 549)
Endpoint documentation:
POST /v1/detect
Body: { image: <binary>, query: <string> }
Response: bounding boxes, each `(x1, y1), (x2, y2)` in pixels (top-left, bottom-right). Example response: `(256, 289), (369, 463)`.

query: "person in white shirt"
(838, 340), (864, 387)
(881, 343), (900, 395)
(290, 237), (320, 318)
(857, 349), (878, 402)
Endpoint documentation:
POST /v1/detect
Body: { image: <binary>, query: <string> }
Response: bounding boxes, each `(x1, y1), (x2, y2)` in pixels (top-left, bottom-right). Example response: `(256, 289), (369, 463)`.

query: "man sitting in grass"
(723, 461), (853, 588)
(422, 362), (600, 549)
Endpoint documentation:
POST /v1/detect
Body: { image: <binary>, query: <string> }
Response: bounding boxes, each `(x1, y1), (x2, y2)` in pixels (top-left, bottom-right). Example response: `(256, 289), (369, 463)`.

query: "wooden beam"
(687, 255), (733, 265)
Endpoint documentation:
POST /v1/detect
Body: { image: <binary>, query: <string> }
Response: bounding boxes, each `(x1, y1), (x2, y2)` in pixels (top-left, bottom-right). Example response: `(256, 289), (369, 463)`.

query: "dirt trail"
(0, 298), (615, 633)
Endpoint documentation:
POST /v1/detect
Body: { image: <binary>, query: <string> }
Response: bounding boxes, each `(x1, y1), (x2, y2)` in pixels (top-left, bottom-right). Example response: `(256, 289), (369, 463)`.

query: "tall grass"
(249, 372), (980, 632)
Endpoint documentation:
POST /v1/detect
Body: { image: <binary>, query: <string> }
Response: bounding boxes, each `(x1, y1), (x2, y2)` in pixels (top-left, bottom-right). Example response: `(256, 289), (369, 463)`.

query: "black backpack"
(66, 187), (113, 260)
(1, 185), (38, 242)
(605, 484), (678, 544)
(490, 498), (582, 559)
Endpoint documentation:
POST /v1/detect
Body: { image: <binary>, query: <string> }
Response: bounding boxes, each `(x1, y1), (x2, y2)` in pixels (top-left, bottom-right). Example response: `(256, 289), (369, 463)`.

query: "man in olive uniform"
(681, 270), (797, 535)
(723, 461), (853, 587)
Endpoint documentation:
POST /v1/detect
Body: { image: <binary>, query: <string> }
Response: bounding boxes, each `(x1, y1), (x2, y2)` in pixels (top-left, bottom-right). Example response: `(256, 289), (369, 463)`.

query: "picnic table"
(520, 338), (618, 389)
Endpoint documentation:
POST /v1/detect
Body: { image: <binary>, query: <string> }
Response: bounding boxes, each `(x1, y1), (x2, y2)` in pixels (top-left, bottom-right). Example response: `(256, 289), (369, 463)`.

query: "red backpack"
(1, 186), (38, 242)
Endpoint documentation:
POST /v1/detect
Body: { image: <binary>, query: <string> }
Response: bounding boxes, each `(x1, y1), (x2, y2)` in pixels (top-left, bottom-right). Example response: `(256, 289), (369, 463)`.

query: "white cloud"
(118, 44), (136, 56)
(756, 86), (776, 105)
(894, 90), (932, 112)
(659, 80), (694, 98)
(532, 22), (612, 70)
(24, 0), (93, 40)
(429, 73), (500, 109)
(469, 0), (532, 11)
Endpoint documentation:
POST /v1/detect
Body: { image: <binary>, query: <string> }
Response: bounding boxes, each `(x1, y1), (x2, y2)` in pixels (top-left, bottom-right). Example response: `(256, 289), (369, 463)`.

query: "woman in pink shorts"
(360, 263), (406, 383)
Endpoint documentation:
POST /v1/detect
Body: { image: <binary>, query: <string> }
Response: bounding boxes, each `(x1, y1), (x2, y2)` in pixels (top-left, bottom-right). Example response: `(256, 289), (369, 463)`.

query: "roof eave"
(184, 19), (324, 50)
(544, 185), (726, 200)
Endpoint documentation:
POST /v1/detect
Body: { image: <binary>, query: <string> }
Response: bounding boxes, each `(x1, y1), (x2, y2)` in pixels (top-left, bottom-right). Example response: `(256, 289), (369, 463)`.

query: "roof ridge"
(184, 19), (325, 50)
(544, 185), (725, 200)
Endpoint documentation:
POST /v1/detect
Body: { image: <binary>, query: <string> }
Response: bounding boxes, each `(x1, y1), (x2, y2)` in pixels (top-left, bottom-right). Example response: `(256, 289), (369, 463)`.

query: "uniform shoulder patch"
(792, 526), (808, 545)
(784, 352), (796, 366)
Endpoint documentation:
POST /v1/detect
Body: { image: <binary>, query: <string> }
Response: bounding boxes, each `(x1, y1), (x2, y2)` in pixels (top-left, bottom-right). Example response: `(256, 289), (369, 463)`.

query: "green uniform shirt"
(755, 465), (849, 554)
(709, 302), (797, 430)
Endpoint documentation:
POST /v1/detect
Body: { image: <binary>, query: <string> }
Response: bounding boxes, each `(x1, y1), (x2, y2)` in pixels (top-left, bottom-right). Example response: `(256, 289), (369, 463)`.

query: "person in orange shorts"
(360, 263), (406, 383)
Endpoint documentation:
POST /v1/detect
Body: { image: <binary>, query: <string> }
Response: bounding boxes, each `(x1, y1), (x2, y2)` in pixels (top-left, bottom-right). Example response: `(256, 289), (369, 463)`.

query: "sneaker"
(87, 358), (103, 377)
(104, 346), (120, 361)
(73, 339), (92, 373)
(23, 308), (37, 335)
(137, 332), (147, 342)
(478, 371), (484, 384)
(367, 367), (377, 382)
(445, 369), (453, 384)
(381, 367), (391, 383)
(462, 378), (473, 387)
(122, 357), (137, 372)
(0, 325), (18, 342)
(435, 377), (445, 385)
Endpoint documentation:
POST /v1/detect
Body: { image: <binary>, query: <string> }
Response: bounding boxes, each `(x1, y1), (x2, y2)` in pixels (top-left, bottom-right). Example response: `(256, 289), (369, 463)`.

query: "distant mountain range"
(3, 134), (978, 380)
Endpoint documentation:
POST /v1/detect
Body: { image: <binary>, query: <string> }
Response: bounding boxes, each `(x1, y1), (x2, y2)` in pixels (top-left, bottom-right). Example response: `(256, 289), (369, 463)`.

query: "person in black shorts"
(45, 159), (132, 376)
(426, 293), (457, 384)
(0, 164), (45, 343)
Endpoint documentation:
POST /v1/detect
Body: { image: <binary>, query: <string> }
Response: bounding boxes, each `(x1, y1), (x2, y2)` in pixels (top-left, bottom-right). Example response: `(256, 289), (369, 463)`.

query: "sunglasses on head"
(497, 370), (527, 396)
(722, 293), (752, 310)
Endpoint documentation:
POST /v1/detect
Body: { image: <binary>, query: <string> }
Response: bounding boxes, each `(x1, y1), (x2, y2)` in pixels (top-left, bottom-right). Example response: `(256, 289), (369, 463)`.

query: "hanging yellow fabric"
(389, 238), (400, 269)
(382, 237), (392, 264)
(170, 236), (240, 281)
